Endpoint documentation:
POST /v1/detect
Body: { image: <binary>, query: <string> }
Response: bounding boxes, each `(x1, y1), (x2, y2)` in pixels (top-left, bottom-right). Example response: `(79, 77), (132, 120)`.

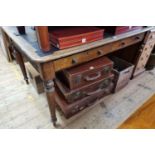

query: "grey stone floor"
(0, 43), (155, 129)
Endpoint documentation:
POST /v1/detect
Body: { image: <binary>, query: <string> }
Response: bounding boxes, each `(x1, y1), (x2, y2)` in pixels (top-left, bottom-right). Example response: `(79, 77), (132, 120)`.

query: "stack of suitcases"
(55, 57), (114, 118)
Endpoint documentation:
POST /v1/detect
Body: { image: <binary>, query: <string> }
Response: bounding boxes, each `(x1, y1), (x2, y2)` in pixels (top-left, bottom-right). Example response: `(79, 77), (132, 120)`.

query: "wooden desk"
(1, 26), (155, 126)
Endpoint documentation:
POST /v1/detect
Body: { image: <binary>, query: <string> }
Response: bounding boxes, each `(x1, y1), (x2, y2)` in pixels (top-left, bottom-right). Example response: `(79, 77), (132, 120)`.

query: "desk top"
(1, 26), (154, 63)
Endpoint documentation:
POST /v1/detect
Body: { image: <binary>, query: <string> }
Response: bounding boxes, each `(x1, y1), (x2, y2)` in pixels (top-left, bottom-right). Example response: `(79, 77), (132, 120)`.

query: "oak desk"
(1, 26), (154, 126)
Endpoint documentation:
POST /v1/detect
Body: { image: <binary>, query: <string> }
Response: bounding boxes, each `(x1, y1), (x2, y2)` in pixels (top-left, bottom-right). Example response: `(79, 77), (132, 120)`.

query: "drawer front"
(54, 33), (145, 71)
(54, 52), (89, 71)
(87, 43), (112, 57)
(112, 33), (144, 51)
(53, 44), (112, 71)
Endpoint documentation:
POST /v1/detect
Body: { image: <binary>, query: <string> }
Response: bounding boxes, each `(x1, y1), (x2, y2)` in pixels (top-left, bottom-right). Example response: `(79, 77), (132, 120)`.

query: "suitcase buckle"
(68, 91), (85, 102)
(100, 79), (111, 89)
(103, 66), (111, 74)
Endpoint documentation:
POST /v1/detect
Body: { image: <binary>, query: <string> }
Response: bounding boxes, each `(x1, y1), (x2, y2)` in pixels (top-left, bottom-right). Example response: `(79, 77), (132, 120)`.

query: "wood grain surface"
(119, 94), (155, 129)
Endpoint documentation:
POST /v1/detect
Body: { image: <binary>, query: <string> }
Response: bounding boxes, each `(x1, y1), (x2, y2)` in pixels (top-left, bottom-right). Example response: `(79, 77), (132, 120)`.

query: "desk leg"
(39, 62), (57, 126)
(14, 49), (29, 84)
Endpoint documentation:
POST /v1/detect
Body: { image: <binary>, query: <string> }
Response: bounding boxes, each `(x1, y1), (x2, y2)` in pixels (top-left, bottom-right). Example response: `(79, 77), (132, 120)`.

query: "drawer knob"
(121, 42), (125, 46)
(97, 50), (102, 56)
(135, 36), (140, 40)
(72, 58), (78, 64)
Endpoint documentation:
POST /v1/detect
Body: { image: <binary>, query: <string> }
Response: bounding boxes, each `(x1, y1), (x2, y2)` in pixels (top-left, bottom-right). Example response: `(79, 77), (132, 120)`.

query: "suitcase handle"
(84, 72), (101, 81)
(85, 87), (104, 96)
(85, 81), (113, 96)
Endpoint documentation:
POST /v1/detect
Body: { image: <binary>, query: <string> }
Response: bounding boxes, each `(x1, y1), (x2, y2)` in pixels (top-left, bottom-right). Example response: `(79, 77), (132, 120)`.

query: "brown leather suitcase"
(55, 73), (114, 103)
(49, 27), (104, 49)
(55, 82), (114, 118)
(110, 57), (134, 92)
(57, 57), (113, 89)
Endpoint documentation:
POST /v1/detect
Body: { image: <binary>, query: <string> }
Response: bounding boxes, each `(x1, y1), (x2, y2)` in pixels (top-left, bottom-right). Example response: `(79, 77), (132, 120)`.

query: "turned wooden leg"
(39, 62), (57, 126)
(13, 48), (29, 84)
(44, 80), (57, 126)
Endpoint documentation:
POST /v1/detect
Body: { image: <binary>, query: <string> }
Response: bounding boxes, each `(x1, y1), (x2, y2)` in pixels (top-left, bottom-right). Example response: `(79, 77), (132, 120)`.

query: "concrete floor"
(0, 42), (155, 129)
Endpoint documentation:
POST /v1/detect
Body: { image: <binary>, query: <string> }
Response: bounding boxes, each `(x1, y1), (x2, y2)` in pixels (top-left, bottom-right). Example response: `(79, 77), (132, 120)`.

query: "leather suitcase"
(55, 73), (114, 103)
(55, 82), (114, 118)
(57, 56), (113, 89)
(103, 26), (143, 35)
(49, 27), (104, 49)
(110, 56), (134, 92)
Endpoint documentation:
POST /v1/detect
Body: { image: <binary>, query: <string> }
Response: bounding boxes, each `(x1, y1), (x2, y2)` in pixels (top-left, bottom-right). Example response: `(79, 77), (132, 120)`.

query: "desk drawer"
(54, 46), (112, 71)
(54, 33), (145, 71)
(54, 52), (89, 71)
(112, 33), (144, 51)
